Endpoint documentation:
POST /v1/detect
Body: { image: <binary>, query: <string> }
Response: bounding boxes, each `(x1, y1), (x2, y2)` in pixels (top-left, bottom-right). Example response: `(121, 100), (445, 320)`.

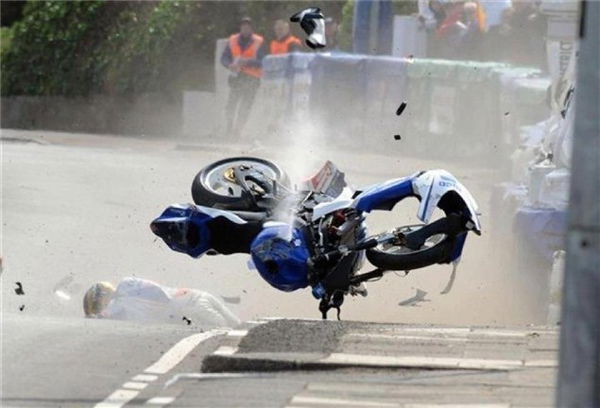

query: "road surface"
(1, 129), (551, 406)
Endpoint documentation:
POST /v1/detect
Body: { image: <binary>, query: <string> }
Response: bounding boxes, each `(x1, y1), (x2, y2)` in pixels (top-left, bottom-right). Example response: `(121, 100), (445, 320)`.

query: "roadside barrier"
(245, 53), (551, 158)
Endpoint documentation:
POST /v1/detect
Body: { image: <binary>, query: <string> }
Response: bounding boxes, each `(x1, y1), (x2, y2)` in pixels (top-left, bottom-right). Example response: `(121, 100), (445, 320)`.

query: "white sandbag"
(539, 168), (570, 211)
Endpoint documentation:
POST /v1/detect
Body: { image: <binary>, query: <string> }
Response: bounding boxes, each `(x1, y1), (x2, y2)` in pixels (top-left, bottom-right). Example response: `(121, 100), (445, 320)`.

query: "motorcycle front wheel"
(366, 224), (456, 271)
(191, 157), (289, 211)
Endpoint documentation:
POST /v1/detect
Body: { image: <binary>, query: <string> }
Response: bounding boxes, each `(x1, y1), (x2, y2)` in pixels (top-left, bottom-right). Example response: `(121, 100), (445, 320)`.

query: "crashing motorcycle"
(151, 157), (481, 319)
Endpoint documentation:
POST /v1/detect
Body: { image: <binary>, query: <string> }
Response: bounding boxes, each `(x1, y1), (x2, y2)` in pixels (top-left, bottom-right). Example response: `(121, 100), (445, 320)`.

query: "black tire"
(366, 235), (456, 271)
(191, 157), (289, 211)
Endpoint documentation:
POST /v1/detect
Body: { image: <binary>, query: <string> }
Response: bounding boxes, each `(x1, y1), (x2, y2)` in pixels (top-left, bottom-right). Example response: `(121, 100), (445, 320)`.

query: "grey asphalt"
(168, 319), (559, 407)
(1, 129), (551, 406)
(1, 313), (218, 407)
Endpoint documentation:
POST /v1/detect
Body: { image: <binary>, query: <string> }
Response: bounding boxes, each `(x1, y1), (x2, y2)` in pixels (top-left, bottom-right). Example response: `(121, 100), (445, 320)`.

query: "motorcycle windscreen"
(300, 160), (347, 199)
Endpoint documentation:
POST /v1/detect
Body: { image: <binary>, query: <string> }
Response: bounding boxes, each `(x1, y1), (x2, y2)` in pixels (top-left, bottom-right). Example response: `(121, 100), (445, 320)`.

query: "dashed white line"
(95, 389), (140, 408)
(122, 381), (148, 390)
(94, 329), (226, 408)
(146, 396), (175, 405)
(132, 374), (158, 382)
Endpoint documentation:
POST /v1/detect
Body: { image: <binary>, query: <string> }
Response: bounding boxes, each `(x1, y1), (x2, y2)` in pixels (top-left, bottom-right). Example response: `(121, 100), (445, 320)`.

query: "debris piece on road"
(290, 7), (325, 49)
(398, 289), (429, 306)
(14, 282), (25, 295)
(396, 102), (407, 116)
(53, 274), (76, 301)
(182, 316), (192, 325)
(221, 296), (241, 304)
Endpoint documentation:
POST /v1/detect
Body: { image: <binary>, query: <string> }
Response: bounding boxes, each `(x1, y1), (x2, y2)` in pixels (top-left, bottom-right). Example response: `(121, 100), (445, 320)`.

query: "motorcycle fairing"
(412, 170), (481, 232)
(352, 176), (417, 213)
(312, 187), (355, 220)
(193, 204), (247, 224)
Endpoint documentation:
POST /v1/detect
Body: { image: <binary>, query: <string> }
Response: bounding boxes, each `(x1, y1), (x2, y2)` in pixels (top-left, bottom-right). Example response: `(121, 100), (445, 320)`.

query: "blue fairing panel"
(353, 177), (415, 213)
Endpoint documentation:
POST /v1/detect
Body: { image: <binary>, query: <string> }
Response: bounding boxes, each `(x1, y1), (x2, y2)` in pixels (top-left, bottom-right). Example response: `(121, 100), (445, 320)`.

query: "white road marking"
(322, 353), (526, 370)
(95, 389), (140, 408)
(390, 327), (471, 335)
(468, 329), (528, 337)
(524, 359), (558, 367)
(122, 381), (148, 390)
(227, 329), (249, 337)
(213, 346), (238, 356)
(290, 395), (399, 407)
(94, 330), (226, 408)
(144, 330), (225, 375)
(132, 374), (158, 382)
(146, 397), (175, 405)
(346, 333), (467, 342)
(405, 405), (509, 408)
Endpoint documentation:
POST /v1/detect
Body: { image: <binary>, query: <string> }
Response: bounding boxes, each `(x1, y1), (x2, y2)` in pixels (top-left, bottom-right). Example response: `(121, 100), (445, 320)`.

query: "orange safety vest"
(269, 35), (302, 55)
(229, 33), (264, 78)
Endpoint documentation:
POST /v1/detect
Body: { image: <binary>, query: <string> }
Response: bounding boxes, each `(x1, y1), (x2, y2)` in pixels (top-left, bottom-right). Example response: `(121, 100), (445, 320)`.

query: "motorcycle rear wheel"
(191, 157), (289, 211)
(366, 225), (456, 271)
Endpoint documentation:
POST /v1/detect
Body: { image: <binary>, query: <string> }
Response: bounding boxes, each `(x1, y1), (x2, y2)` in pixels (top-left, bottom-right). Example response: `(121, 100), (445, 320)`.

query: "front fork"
(318, 291), (345, 320)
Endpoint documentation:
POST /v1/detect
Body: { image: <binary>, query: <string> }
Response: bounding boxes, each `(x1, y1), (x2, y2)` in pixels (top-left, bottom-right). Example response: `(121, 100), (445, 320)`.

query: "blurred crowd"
(418, 0), (547, 68)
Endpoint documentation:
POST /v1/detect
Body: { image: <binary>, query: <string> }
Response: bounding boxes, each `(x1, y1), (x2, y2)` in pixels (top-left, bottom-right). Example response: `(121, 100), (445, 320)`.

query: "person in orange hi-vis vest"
(220, 17), (266, 138)
(270, 19), (302, 55)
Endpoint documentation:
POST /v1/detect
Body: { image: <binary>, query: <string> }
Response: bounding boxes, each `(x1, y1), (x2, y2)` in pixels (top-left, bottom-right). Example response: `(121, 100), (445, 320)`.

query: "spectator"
(459, 2), (486, 60)
(270, 19), (301, 55)
(221, 17), (266, 137)
(429, 0), (448, 29)
(485, 1), (547, 68)
(480, 0), (512, 29)
(435, 1), (469, 58)
(417, 0), (440, 31)
(507, 0), (547, 68)
(485, 6), (515, 62)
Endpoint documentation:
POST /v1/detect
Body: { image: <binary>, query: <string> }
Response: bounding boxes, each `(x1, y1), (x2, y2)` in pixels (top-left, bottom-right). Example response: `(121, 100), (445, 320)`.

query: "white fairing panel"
(411, 170), (481, 231)
(312, 187), (355, 221)
(191, 204), (247, 224)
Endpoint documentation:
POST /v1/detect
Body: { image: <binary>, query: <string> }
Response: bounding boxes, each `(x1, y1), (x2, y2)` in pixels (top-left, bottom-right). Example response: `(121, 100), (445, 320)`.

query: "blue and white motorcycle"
(151, 157), (481, 319)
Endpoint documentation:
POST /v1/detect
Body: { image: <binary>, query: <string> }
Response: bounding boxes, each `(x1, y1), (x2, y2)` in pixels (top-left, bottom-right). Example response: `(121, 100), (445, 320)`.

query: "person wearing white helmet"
(83, 277), (240, 328)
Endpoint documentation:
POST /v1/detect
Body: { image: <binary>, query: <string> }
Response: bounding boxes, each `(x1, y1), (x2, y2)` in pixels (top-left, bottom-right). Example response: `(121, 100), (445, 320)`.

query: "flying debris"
(14, 282), (25, 295)
(396, 102), (407, 116)
(290, 7), (326, 49)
